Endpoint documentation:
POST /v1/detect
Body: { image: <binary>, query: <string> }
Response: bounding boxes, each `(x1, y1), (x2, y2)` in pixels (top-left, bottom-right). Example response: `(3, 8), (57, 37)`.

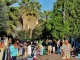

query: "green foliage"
(6, 7), (18, 36)
(19, 0), (42, 18)
(0, 0), (80, 40)
(17, 30), (28, 39)
(0, 0), (18, 37)
(18, 0), (42, 38)
(6, 0), (17, 6)
(0, 0), (8, 32)
(65, 0), (80, 38)
(46, 13), (69, 39)
(45, 0), (80, 40)
(32, 20), (45, 38)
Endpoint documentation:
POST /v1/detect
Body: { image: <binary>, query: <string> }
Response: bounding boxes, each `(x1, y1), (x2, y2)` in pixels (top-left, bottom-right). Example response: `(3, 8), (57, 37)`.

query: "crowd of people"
(0, 36), (76, 60)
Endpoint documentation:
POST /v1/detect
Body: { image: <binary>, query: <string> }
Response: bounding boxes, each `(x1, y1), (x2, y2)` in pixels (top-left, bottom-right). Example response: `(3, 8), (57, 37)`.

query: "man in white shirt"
(62, 39), (72, 60)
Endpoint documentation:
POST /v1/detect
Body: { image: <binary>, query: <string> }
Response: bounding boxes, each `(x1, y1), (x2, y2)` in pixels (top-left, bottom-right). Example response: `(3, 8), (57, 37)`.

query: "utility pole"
(58, 1), (66, 25)
(62, 1), (66, 24)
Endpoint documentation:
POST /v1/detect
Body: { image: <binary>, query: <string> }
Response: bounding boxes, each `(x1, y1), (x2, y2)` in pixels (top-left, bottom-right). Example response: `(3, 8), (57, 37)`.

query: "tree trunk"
(62, 1), (66, 24)
(29, 29), (32, 38)
(25, 30), (26, 39)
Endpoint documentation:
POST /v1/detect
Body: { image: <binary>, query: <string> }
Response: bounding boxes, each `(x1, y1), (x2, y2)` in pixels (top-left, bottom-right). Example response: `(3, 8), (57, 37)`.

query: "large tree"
(5, 0), (18, 37)
(6, 7), (18, 37)
(0, 0), (18, 37)
(32, 19), (45, 39)
(66, 0), (80, 38)
(45, 0), (80, 40)
(18, 0), (42, 38)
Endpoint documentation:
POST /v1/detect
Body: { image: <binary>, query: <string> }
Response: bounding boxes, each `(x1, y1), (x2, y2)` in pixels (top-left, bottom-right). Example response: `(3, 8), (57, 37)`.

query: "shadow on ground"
(38, 54), (79, 60)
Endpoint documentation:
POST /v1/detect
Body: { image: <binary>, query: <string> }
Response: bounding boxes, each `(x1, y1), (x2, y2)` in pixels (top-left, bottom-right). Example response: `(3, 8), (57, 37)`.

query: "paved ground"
(38, 54), (79, 60)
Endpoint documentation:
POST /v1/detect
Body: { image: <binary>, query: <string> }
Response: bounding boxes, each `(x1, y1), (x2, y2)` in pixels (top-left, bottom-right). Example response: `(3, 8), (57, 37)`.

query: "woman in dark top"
(47, 40), (53, 55)
(42, 40), (46, 46)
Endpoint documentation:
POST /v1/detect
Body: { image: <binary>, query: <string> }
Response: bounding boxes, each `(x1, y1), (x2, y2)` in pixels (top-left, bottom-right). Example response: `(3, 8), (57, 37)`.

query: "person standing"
(52, 40), (56, 54)
(9, 40), (18, 60)
(2, 35), (8, 47)
(59, 40), (63, 54)
(62, 39), (72, 60)
(47, 40), (53, 56)
(38, 44), (44, 55)
(42, 40), (46, 55)
(38, 40), (44, 55)
(57, 40), (60, 54)
(0, 40), (5, 60)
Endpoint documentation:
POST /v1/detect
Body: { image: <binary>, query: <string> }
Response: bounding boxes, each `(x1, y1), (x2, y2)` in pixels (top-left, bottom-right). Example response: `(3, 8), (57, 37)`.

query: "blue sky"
(38, 0), (56, 11)
(13, 0), (56, 11)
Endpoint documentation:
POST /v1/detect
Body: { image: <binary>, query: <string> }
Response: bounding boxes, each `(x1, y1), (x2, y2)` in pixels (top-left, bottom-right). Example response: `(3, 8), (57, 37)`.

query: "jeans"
(10, 56), (16, 60)
(59, 47), (62, 54)
(57, 47), (60, 54)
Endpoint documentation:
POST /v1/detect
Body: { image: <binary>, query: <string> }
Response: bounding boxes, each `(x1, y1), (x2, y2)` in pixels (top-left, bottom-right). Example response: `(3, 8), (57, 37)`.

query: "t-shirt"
(57, 41), (60, 47)
(48, 42), (53, 46)
(39, 40), (42, 45)
(62, 43), (71, 54)
(9, 45), (18, 56)
(60, 41), (63, 46)
(42, 41), (46, 46)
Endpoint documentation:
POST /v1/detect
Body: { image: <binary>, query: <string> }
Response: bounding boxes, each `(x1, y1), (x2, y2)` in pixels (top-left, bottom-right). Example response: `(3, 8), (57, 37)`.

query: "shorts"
(62, 54), (70, 59)
(48, 46), (52, 51)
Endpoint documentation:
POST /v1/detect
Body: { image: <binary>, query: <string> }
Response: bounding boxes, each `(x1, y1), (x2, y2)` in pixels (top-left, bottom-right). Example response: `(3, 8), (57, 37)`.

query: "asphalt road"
(38, 54), (79, 60)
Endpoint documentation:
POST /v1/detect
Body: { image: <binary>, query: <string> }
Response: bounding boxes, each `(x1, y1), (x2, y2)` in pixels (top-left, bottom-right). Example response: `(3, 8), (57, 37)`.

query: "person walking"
(62, 39), (72, 60)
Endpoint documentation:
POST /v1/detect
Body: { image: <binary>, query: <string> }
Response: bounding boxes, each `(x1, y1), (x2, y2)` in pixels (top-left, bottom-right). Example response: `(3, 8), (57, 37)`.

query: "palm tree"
(0, 0), (18, 37)
(5, 0), (18, 37)
(7, 7), (18, 37)
(19, 0), (42, 38)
